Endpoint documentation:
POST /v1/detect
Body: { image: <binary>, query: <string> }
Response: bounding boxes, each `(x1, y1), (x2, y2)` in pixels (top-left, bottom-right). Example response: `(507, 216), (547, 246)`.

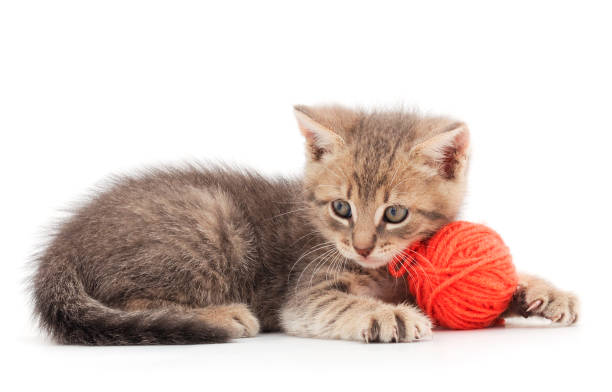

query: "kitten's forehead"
(342, 112), (422, 201)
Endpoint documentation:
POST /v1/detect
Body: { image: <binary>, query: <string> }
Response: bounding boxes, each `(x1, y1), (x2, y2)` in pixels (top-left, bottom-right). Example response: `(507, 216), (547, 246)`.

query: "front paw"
(518, 280), (579, 325)
(357, 304), (432, 343)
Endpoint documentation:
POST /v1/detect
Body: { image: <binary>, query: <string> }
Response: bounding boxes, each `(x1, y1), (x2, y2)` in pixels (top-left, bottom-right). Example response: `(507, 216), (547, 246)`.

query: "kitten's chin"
(351, 255), (392, 270)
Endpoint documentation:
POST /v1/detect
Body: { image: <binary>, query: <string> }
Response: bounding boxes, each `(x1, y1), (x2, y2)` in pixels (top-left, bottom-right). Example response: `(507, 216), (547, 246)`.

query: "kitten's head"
(295, 105), (470, 269)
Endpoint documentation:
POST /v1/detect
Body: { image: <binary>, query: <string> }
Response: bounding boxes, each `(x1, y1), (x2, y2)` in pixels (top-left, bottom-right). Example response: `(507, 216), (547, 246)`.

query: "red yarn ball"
(388, 221), (518, 330)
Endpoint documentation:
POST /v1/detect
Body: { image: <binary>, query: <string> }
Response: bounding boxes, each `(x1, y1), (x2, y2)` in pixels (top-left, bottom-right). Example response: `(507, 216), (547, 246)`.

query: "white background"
(1, 1), (610, 391)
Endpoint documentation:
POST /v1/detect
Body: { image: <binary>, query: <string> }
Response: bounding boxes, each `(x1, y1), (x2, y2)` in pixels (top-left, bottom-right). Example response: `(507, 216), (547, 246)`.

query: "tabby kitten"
(31, 105), (579, 345)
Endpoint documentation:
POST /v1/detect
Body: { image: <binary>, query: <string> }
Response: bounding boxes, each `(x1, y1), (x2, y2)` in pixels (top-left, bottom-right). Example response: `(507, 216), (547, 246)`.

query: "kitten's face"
(296, 105), (470, 269)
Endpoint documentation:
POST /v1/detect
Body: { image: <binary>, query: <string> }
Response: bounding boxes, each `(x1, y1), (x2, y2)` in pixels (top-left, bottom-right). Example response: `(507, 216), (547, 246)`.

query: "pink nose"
(354, 246), (374, 258)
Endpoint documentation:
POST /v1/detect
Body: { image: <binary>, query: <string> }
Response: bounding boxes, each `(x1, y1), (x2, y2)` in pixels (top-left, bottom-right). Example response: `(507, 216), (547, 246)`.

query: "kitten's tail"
(31, 255), (229, 345)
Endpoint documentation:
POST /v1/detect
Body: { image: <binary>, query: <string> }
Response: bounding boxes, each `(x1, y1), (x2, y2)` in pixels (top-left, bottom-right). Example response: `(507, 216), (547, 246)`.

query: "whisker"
(319, 165), (350, 185)
(335, 253), (348, 284)
(264, 206), (314, 221)
(320, 249), (341, 287)
(323, 250), (337, 283)
(328, 250), (343, 283)
(290, 230), (321, 246)
(298, 247), (337, 292)
(390, 175), (415, 194)
(288, 242), (335, 281)
(390, 245), (433, 290)
(271, 199), (308, 205)
(401, 247), (435, 288)
(388, 166), (402, 190)
(294, 247), (335, 292)
(308, 247), (338, 287)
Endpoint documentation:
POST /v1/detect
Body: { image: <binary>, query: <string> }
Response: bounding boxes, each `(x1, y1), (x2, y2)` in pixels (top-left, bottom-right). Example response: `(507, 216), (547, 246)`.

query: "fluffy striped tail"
(31, 257), (228, 345)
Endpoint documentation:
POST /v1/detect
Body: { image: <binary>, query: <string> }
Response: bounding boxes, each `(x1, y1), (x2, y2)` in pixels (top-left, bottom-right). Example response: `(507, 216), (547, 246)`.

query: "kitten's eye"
(331, 199), (352, 219)
(383, 205), (408, 223)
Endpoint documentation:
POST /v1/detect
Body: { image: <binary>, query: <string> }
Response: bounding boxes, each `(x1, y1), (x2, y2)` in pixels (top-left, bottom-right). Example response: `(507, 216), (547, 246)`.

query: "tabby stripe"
(312, 295), (339, 315)
(415, 209), (447, 221)
(325, 281), (350, 293)
(394, 313), (406, 340)
(369, 319), (381, 342)
(305, 191), (328, 206)
(326, 300), (356, 327)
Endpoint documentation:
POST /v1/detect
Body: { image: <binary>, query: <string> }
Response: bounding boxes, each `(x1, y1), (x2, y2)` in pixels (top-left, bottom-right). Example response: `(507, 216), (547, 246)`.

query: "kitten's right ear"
(294, 105), (344, 162)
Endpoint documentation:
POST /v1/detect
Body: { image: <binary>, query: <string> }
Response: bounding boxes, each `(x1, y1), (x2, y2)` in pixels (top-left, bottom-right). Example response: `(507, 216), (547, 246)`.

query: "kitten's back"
(31, 166), (307, 344)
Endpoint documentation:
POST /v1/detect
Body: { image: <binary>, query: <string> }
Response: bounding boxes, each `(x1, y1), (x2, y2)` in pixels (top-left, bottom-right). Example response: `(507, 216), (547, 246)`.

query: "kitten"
(31, 105), (579, 345)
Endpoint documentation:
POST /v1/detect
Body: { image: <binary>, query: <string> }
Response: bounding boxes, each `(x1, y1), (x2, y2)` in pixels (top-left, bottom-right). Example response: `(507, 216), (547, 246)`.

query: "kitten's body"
(32, 106), (578, 345)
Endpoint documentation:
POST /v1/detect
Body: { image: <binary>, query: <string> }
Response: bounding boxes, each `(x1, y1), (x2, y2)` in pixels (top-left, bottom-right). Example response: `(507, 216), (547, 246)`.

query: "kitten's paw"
(520, 282), (579, 325)
(359, 304), (432, 343)
(197, 304), (260, 339)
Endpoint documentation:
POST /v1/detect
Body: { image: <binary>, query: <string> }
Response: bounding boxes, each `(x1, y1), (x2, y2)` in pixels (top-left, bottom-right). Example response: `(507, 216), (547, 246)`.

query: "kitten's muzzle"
(353, 245), (374, 258)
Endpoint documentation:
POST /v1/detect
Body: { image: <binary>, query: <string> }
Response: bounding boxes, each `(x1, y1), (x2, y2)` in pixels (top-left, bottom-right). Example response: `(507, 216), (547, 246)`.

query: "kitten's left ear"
(294, 106), (345, 162)
(411, 122), (470, 179)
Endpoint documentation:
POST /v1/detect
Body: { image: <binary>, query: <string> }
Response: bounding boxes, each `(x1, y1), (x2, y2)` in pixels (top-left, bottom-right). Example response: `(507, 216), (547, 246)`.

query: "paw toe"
(232, 310), (260, 337)
(530, 290), (579, 325)
(197, 304), (260, 339)
(526, 298), (544, 313)
(395, 307), (432, 342)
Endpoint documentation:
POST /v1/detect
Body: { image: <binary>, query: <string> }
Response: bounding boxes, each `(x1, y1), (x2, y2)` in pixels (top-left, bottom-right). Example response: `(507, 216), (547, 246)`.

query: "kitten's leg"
(124, 299), (260, 339)
(503, 273), (579, 325)
(281, 272), (432, 343)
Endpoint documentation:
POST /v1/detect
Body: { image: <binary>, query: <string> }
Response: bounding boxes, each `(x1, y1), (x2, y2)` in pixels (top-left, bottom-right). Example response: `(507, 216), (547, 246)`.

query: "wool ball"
(388, 221), (518, 330)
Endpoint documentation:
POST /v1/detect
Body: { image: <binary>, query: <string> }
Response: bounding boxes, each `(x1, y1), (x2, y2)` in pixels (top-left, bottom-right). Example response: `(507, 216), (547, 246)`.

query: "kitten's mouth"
(351, 254), (392, 269)
(339, 242), (418, 270)
(336, 243), (394, 269)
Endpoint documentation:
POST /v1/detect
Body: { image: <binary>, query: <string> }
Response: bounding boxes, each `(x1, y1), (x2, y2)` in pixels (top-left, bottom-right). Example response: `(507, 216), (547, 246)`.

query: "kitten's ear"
(411, 122), (470, 179)
(294, 105), (344, 162)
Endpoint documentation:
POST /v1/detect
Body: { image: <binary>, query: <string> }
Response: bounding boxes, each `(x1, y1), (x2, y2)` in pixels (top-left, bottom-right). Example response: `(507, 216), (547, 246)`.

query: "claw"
(361, 330), (370, 344)
(526, 299), (543, 313)
(552, 313), (564, 323)
(414, 326), (421, 340)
